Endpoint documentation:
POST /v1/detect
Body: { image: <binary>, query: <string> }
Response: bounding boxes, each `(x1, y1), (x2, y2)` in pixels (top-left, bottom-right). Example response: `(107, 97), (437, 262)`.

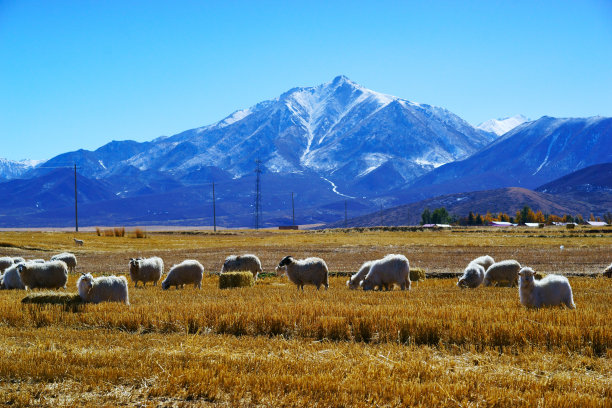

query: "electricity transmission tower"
(254, 159), (262, 229)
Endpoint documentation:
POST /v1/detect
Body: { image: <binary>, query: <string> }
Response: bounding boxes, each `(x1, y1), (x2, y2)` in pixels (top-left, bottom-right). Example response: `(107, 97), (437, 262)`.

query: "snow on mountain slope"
(476, 114), (529, 136)
(116, 75), (495, 192)
(28, 75), (496, 200)
(0, 158), (43, 180)
(403, 115), (612, 201)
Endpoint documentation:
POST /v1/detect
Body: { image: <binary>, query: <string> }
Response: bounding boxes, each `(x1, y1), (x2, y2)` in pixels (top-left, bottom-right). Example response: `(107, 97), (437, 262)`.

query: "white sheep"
(77, 273), (129, 304)
(471, 255), (495, 271)
(457, 262), (485, 289)
(17, 260), (68, 290)
(50, 252), (77, 273)
(483, 259), (521, 287)
(0, 263), (25, 290)
(276, 256), (329, 291)
(603, 263), (612, 278)
(518, 267), (575, 309)
(12, 257), (26, 264)
(221, 254), (263, 280)
(346, 260), (374, 289)
(74, 238), (84, 246)
(360, 254), (410, 291)
(161, 260), (204, 290)
(129, 257), (164, 287)
(0, 257), (14, 273)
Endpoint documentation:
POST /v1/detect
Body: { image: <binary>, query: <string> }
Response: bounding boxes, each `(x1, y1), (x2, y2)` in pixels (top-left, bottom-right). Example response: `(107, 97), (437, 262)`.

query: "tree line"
(421, 206), (612, 226)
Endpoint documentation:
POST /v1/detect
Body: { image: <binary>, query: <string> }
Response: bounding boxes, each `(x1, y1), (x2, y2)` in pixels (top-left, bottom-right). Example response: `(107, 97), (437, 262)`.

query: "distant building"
(490, 221), (514, 227)
(587, 221), (608, 227)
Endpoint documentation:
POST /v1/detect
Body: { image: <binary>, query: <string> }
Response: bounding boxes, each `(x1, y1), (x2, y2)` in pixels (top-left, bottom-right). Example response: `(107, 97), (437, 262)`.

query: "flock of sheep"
(1, 250), (610, 310)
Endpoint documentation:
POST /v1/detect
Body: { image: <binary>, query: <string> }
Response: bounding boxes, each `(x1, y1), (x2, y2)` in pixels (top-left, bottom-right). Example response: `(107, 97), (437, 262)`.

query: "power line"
(212, 181), (217, 232)
(254, 159), (262, 229)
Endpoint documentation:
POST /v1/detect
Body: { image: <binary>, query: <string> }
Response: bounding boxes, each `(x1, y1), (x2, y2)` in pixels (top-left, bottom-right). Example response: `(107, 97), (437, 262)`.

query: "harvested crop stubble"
(0, 327), (609, 407)
(0, 275), (610, 355)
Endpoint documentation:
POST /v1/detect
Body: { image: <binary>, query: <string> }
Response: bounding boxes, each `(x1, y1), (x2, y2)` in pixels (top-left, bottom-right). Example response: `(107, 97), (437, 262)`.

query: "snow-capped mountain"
(401, 116), (612, 201)
(0, 158), (42, 180)
(29, 75), (495, 196)
(476, 114), (529, 136)
(9, 77), (608, 228)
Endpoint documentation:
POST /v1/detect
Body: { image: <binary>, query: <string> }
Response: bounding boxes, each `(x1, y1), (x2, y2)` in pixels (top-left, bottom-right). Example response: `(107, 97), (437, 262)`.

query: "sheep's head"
(275, 265), (286, 277)
(77, 273), (94, 300)
(129, 258), (141, 270)
(161, 279), (170, 290)
(518, 267), (535, 287)
(277, 256), (293, 268)
(457, 278), (466, 288)
(360, 278), (374, 291)
(347, 276), (360, 290)
(16, 263), (27, 275)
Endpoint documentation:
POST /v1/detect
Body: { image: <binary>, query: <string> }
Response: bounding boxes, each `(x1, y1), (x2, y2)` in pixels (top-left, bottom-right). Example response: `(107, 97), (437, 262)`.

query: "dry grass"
(0, 227), (610, 406)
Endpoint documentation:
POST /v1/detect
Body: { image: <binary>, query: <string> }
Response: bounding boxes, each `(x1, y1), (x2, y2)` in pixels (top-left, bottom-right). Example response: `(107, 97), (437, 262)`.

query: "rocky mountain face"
(400, 116), (612, 203)
(1, 77), (609, 228)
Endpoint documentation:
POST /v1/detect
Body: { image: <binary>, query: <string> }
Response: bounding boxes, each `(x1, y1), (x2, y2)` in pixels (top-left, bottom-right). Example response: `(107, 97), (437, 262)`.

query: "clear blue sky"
(1, 0), (611, 161)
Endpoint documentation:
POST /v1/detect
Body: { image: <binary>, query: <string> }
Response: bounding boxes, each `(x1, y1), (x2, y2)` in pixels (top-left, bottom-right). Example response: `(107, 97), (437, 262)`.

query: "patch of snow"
(98, 160), (107, 170)
(414, 157), (447, 168)
(321, 177), (355, 199)
(477, 115), (529, 136)
(357, 153), (391, 177)
(533, 132), (559, 175)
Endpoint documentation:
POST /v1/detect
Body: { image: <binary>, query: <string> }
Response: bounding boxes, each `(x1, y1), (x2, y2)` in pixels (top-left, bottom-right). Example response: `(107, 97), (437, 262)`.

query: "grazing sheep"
(221, 254), (263, 280)
(17, 260), (68, 290)
(518, 267), (575, 309)
(0, 257), (14, 273)
(360, 254), (410, 291)
(483, 260), (521, 287)
(0, 264), (25, 290)
(50, 252), (77, 273)
(12, 257), (26, 264)
(161, 260), (204, 290)
(129, 257), (164, 287)
(471, 255), (495, 271)
(77, 273), (129, 304)
(346, 260), (374, 289)
(276, 256), (329, 291)
(457, 262), (485, 289)
(603, 263), (612, 278)
(74, 238), (84, 246)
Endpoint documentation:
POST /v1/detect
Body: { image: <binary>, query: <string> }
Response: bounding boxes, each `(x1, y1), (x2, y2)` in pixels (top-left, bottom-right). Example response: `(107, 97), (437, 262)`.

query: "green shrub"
(410, 267), (427, 282)
(219, 271), (255, 289)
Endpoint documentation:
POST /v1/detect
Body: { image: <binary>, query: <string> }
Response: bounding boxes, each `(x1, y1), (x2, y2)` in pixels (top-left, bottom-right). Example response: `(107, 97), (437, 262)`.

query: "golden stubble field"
(0, 227), (610, 407)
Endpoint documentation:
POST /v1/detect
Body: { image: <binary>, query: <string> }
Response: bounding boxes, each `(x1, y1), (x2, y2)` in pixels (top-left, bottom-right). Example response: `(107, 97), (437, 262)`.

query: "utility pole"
(212, 181), (216, 232)
(344, 200), (347, 228)
(254, 159), (262, 229)
(74, 163), (78, 232)
(291, 192), (295, 226)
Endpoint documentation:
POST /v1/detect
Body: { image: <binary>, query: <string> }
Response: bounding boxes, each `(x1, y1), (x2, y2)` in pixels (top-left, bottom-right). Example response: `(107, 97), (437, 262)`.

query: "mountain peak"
(476, 114), (529, 136)
(330, 74), (355, 86)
